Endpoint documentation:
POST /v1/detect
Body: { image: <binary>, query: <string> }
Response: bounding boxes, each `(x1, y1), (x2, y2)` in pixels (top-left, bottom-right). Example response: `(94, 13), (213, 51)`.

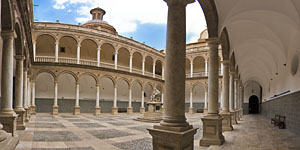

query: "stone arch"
(57, 34), (79, 44)
(99, 76), (115, 112)
(58, 36), (78, 59)
(117, 77), (130, 88)
(79, 72), (99, 85)
(118, 47), (130, 68)
(145, 55), (154, 74)
(100, 75), (116, 87)
(1, 0), (14, 31)
(132, 79), (143, 90)
(132, 51), (143, 71)
(116, 78), (130, 102)
(80, 39), (98, 61)
(220, 27), (230, 60)
(35, 33), (57, 42)
(100, 43), (115, 65)
(155, 59), (163, 76)
(35, 72), (55, 113)
(36, 34), (56, 57)
(14, 22), (23, 56)
(80, 37), (99, 47)
(33, 69), (56, 81)
(193, 56), (206, 75)
(57, 70), (78, 82)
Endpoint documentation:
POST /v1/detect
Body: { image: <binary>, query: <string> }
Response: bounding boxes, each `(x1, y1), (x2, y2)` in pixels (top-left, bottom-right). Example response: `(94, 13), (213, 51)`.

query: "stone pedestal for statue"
(15, 109), (26, 130)
(200, 116), (225, 146)
(0, 123), (19, 150)
(0, 114), (18, 137)
(230, 110), (237, 125)
(188, 107), (194, 114)
(139, 107), (145, 114)
(24, 107), (29, 122)
(134, 102), (163, 123)
(30, 105), (36, 115)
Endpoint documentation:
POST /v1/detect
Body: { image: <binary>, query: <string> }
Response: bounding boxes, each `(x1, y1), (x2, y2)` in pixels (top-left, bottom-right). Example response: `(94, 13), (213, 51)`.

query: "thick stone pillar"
(114, 51), (118, 69)
(14, 56), (26, 130)
(200, 39), (225, 146)
(148, 1), (197, 149)
(188, 90), (193, 114)
(23, 69), (29, 122)
(203, 89), (208, 114)
(229, 72), (237, 124)
(74, 82), (80, 115)
(77, 44), (81, 64)
(162, 66), (165, 80)
(112, 86), (118, 115)
(52, 81), (59, 115)
(140, 90), (145, 113)
(190, 60), (193, 77)
(55, 41), (59, 62)
(30, 81), (36, 115)
(97, 47), (101, 67)
(0, 31), (18, 136)
(129, 54), (133, 72)
(127, 88), (133, 114)
(94, 84), (101, 115)
(219, 60), (233, 132)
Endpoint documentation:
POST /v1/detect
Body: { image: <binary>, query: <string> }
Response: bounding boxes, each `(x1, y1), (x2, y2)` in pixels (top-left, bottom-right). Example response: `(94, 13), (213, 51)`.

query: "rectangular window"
(60, 47), (65, 53)
(112, 55), (115, 61)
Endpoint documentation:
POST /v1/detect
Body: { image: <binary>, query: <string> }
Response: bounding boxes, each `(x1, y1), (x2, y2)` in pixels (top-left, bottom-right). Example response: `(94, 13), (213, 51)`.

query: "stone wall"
(243, 103), (249, 115)
(261, 91), (300, 135)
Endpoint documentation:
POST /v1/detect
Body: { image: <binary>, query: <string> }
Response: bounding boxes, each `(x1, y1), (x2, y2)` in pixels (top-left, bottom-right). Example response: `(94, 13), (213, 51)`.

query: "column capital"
(205, 38), (219, 46)
(229, 71), (235, 75)
(1, 30), (17, 39)
(164, 0), (195, 6)
(54, 80), (58, 84)
(15, 55), (25, 61)
(55, 41), (59, 45)
(221, 60), (230, 65)
(77, 44), (81, 47)
(96, 83), (101, 87)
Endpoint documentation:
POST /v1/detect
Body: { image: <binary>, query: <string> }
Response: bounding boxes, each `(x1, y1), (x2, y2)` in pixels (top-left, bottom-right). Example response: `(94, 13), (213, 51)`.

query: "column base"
(188, 107), (194, 114)
(161, 107), (165, 113)
(127, 107), (133, 114)
(27, 106), (31, 118)
(30, 105), (36, 115)
(14, 109), (26, 130)
(140, 107), (145, 114)
(0, 113), (18, 137)
(200, 115), (225, 147)
(219, 112), (233, 132)
(230, 110), (238, 125)
(0, 124), (19, 150)
(73, 106), (80, 115)
(52, 105), (59, 115)
(236, 109), (240, 121)
(148, 125), (197, 150)
(94, 106), (101, 116)
(203, 108), (208, 114)
(240, 109), (243, 117)
(24, 107), (29, 122)
(112, 107), (118, 115)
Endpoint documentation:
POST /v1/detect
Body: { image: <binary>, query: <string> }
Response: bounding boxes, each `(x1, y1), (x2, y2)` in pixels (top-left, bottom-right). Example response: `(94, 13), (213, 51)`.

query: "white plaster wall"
(79, 75), (96, 99)
(193, 84), (205, 102)
(35, 73), (54, 98)
(132, 81), (142, 102)
(117, 79), (129, 101)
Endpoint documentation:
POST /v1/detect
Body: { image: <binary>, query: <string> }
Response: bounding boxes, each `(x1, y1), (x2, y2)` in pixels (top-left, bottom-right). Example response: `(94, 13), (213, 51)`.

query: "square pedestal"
(127, 107), (133, 114)
(73, 106), (80, 115)
(0, 114), (18, 137)
(30, 105), (36, 115)
(230, 111), (237, 125)
(203, 108), (208, 114)
(188, 107), (194, 114)
(112, 107), (118, 115)
(94, 107), (101, 116)
(15, 109), (26, 130)
(52, 105), (59, 115)
(140, 107), (145, 114)
(200, 116), (225, 146)
(148, 125), (197, 150)
(219, 113), (233, 132)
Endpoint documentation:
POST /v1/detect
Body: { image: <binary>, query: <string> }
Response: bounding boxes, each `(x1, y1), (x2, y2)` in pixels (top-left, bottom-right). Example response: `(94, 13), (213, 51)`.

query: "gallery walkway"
(16, 113), (300, 150)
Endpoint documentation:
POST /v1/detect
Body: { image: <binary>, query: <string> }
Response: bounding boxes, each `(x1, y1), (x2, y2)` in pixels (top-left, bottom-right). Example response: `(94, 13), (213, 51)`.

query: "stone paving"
(16, 113), (300, 150)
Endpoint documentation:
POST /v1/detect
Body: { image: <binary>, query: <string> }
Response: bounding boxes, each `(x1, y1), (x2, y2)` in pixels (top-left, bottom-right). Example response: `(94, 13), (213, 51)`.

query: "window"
(93, 14), (96, 19)
(60, 47), (65, 53)
(112, 55), (115, 61)
(97, 13), (101, 19)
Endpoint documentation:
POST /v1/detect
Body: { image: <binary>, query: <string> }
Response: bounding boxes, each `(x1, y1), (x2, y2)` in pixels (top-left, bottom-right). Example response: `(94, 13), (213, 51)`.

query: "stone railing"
(80, 59), (97, 66)
(58, 57), (77, 64)
(186, 71), (222, 78)
(35, 56), (55, 62)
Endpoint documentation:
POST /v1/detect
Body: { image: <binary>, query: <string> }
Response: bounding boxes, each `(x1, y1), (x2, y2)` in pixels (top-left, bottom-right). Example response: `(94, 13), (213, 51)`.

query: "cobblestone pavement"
(16, 113), (300, 150)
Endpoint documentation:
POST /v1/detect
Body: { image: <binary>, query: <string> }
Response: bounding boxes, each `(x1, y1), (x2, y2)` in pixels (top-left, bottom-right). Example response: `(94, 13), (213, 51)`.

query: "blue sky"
(33, 0), (207, 50)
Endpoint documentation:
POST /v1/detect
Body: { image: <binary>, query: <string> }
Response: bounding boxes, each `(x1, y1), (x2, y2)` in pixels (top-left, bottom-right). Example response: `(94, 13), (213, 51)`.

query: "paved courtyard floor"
(16, 113), (300, 150)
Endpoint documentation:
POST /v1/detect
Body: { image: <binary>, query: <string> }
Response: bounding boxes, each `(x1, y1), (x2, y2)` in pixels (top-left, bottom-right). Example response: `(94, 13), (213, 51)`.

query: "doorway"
(249, 95), (259, 114)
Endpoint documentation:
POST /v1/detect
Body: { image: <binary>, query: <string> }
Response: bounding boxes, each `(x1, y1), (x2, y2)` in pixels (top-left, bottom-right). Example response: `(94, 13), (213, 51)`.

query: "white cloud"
(52, 0), (207, 34)
(188, 36), (200, 43)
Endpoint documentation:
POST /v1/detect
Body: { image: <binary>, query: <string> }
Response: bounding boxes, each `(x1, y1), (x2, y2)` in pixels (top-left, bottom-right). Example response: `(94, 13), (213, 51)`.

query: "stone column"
(153, 61), (156, 78)
(114, 51), (118, 69)
(33, 41), (36, 61)
(200, 38), (225, 146)
(161, 91), (165, 112)
(234, 78), (240, 121)
(129, 54), (133, 72)
(97, 47), (101, 67)
(190, 60), (193, 77)
(219, 60), (233, 131)
(127, 87), (133, 114)
(229, 72), (237, 124)
(148, 1), (197, 149)
(0, 31), (18, 136)
(142, 58), (145, 75)
(14, 56), (26, 130)
(27, 77), (31, 118)
(30, 81), (36, 115)
(23, 69), (29, 122)
(188, 89), (193, 114)
(203, 88), (208, 114)
(205, 59), (208, 76)
(112, 85), (118, 115)
(74, 82), (80, 115)
(94, 84), (101, 115)
(162, 66), (165, 80)
(52, 81), (59, 115)
(55, 41), (59, 62)
(140, 90), (145, 113)
(77, 44), (81, 64)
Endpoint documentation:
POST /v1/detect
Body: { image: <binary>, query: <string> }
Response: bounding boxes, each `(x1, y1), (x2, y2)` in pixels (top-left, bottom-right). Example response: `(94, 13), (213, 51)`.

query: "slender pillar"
(23, 69), (29, 122)
(229, 72), (237, 124)
(30, 82), (36, 115)
(219, 60), (233, 131)
(52, 81), (59, 115)
(97, 47), (101, 67)
(127, 88), (133, 114)
(74, 82), (80, 115)
(27, 77), (31, 118)
(94, 84), (101, 115)
(190, 61), (193, 77)
(140, 90), (145, 113)
(142, 58), (145, 75)
(129, 54), (133, 72)
(153, 61), (156, 78)
(55, 41), (59, 62)
(204, 89), (208, 114)
(205, 59), (208, 76)
(200, 38), (225, 146)
(234, 78), (239, 121)
(148, 1), (197, 150)
(188, 90), (193, 114)
(162, 66), (165, 80)
(112, 86), (118, 115)
(77, 44), (81, 64)
(114, 52), (118, 69)
(33, 42), (36, 61)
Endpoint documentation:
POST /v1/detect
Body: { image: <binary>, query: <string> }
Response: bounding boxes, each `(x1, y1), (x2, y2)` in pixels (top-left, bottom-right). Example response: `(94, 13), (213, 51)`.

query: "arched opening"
(99, 77), (114, 113)
(144, 83), (153, 102)
(59, 36), (77, 59)
(79, 74), (96, 113)
(132, 52), (143, 72)
(193, 83), (205, 111)
(35, 72), (54, 113)
(193, 56), (205, 76)
(36, 34), (55, 57)
(57, 73), (76, 113)
(118, 48), (130, 69)
(155, 60), (162, 76)
(117, 79), (129, 112)
(186, 59), (191, 76)
(145, 56), (153, 75)
(80, 39), (97, 61)
(132, 80), (142, 112)
(249, 95), (259, 114)
(100, 43), (115, 66)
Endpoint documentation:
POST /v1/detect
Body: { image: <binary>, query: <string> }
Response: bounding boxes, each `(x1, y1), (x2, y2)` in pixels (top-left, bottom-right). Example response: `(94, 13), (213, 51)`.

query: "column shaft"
(153, 63), (156, 78)
(55, 41), (59, 62)
(75, 83), (79, 106)
(190, 61), (193, 77)
(97, 48), (101, 67)
(23, 70), (28, 108)
(31, 82), (35, 107)
(77, 44), (81, 64)
(229, 72), (235, 111)
(129, 88), (132, 107)
(96, 85), (100, 107)
(234, 79), (238, 110)
(129, 55), (133, 72)
(221, 61), (230, 112)
(141, 91), (145, 107)
(189, 91), (193, 108)
(33, 42), (36, 61)
(14, 56), (25, 111)
(142, 59), (145, 75)
(113, 87), (117, 107)
(54, 82), (58, 106)
(204, 90), (208, 110)
(205, 60), (208, 76)
(114, 52), (118, 69)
